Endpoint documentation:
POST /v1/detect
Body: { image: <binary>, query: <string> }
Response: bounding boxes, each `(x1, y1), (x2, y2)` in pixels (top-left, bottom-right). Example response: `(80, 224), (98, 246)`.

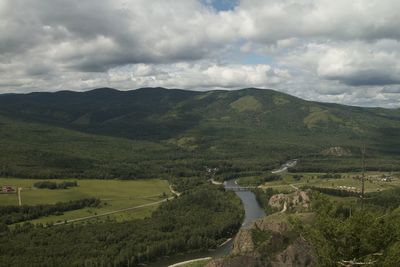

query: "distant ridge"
(0, 87), (399, 178)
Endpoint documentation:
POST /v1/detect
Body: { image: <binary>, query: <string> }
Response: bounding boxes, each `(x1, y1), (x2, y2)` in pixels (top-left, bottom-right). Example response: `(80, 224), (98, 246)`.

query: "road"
(280, 201), (287, 213)
(53, 183), (180, 225)
(169, 185), (181, 196)
(210, 178), (223, 185)
(290, 184), (299, 190)
(53, 197), (174, 225)
(271, 159), (298, 174)
(18, 187), (22, 206)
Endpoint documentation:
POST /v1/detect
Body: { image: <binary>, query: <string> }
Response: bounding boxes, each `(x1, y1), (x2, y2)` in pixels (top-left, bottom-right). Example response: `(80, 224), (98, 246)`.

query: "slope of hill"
(0, 87), (399, 178)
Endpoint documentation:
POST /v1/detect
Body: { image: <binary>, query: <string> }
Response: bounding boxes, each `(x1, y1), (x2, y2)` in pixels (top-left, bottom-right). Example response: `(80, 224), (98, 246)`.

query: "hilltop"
(0, 87), (399, 179)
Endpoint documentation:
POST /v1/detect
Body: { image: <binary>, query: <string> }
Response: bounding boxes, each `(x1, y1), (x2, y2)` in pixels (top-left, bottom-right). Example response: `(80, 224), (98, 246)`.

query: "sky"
(1, 0), (400, 108)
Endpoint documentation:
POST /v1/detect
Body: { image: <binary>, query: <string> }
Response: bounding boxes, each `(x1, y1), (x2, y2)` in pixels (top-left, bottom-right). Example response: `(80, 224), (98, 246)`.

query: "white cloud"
(233, 0), (400, 43)
(104, 63), (289, 90)
(282, 40), (400, 86)
(1, 0), (400, 107)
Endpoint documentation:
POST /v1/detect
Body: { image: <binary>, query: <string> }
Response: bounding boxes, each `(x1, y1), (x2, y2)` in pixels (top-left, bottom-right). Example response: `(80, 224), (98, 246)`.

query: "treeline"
(0, 158), (273, 181)
(318, 173), (342, 179)
(169, 176), (207, 192)
(304, 186), (400, 209)
(0, 185), (244, 266)
(33, 180), (78, 189)
(238, 174), (281, 186)
(364, 187), (400, 210)
(290, 156), (400, 173)
(0, 198), (100, 225)
(304, 186), (359, 197)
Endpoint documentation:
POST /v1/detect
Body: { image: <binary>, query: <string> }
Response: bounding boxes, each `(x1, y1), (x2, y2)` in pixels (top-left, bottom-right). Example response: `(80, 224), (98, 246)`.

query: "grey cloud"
(324, 70), (400, 86)
(1, 0), (400, 108)
(235, 0), (400, 43)
(1, 0), (232, 73)
(382, 86), (400, 93)
(282, 40), (400, 88)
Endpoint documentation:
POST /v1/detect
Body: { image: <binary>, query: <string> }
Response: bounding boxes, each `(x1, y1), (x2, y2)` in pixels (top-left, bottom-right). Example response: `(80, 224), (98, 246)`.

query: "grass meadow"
(0, 178), (171, 223)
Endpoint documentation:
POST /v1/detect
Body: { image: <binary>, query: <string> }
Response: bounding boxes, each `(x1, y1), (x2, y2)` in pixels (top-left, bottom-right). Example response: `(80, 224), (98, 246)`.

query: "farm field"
(242, 171), (400, 193)
(0, 178), (171, 223)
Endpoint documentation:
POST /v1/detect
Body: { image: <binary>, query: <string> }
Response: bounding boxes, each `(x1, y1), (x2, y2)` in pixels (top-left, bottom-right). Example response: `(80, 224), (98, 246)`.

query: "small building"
(2, 185), (15, 193)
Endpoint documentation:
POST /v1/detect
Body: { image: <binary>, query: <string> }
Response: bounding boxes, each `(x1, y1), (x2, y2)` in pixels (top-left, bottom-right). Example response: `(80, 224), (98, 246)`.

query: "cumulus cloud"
(233, 0), (400, 43)
(0, 62), (288, 93)
(281, 40), (400, 87)
(0, 0), (236, 71)
(1, 0), (400, 107)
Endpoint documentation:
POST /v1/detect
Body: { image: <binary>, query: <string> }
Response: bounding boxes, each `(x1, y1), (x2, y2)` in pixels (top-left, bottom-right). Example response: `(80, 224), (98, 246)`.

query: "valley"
(0, 88), (400, 266)
(2, 0), (400, 266)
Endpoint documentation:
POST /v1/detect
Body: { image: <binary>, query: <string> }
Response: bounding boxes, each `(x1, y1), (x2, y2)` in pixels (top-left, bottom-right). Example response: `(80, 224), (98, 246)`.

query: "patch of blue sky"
(240, 52), (275, 65)
(201, 0), (239, 11)
(220, 41), (276, 66)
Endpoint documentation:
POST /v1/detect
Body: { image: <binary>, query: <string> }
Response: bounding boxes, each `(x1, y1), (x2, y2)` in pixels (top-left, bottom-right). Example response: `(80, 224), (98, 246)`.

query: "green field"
(0, 178), (171, 223)
(249, 171), (400, 193)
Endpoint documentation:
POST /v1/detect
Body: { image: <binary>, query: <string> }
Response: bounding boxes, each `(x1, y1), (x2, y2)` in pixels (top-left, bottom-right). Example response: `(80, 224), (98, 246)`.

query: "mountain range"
(0, 87), (399, 179)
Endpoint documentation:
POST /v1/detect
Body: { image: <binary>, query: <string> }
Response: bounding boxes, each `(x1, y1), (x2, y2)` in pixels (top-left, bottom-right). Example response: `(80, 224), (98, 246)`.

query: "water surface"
(149, 180), (265, 266)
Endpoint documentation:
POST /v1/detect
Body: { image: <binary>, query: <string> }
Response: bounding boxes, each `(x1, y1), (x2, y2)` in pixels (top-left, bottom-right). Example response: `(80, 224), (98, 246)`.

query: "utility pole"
(361, 144), (366, 209)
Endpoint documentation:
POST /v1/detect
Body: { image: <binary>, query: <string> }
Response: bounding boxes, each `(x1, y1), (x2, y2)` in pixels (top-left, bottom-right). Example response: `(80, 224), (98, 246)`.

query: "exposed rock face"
(268, 193), (286, 210)
(254, 216), (289, 234)
(210, 213), (316, 267)
(268, 190), (310, 211)
(205, 255), (261, 267)
(231, 229), (255, 255)
(321, 146), (352, 156)
(271, 237), (316, 267)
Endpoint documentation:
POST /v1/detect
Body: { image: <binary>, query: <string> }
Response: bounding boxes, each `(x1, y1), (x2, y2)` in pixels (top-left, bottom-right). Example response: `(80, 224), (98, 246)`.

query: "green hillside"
(0, 87), (399, 179)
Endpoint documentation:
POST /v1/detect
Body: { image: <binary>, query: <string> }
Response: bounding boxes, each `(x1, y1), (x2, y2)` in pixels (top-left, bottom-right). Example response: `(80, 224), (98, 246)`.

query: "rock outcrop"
(271, 236), (316, 267)
(208, 212), (316, 267)
(268, 190), (310, 212)
(205, 255), (261, 267)
(231, 229), (255, 255)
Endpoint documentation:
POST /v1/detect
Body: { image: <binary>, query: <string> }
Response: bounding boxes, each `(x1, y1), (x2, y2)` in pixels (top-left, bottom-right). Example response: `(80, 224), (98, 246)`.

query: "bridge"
(225, 186), (258, 191)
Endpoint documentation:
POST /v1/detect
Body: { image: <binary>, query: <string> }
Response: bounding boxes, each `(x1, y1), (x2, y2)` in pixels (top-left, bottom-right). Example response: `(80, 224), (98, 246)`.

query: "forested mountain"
(0, 87), (399, 178)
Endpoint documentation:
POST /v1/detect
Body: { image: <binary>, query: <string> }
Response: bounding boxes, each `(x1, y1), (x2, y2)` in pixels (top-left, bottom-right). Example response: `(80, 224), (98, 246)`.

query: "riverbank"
(148, 179), (264, 267)
(168, 257), (212, 267)
(210, 179), (223, 185)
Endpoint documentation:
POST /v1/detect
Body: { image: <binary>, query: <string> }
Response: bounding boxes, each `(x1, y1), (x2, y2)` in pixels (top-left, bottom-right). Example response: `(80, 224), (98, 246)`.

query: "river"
(149, 179), (265, 267)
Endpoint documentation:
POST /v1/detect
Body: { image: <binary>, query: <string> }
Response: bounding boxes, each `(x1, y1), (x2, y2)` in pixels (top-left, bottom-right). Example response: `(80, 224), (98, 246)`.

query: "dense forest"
(0, 185), (244, 266)
(1, 88), (400, 266)
(0, 88), (399, 179)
